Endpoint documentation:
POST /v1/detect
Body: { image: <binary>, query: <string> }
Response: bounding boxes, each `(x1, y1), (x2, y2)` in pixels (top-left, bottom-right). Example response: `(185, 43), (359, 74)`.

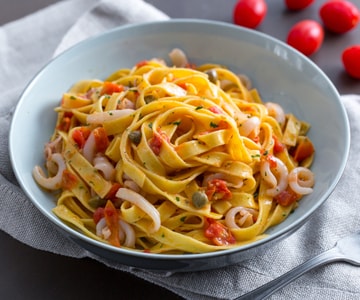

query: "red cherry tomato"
(287, 20), (324, 56)
(319, 0), (360, 34)
(342, 45), (360, 79)
(233, 0), (267, 29)
(285, 0), (314, 11)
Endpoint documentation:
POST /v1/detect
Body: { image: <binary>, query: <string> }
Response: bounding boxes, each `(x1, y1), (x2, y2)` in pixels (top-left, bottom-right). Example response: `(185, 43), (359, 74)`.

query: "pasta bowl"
(9, 19), (350, 272)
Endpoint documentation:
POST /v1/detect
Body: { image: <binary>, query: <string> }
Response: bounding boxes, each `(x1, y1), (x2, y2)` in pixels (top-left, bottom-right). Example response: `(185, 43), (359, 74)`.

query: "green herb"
(210, 122), (218, 128)
(195, 106), (203, 110)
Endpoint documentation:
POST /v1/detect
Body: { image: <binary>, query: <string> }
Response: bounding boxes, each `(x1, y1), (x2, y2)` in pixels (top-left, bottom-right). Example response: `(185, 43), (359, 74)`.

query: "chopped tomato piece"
(100, 82), (124, 96)
(293, 137), (315, 162)
(199, 120), (229, 136)
(93, 207), (105, 224)
(274, 188), (299, 206)
(273, 135), (285, 153)
(205, 179), (232, 201)
(93, 127), (110, 152)
(64, 112), (74, 118)
(263, 154), (277, 168)
(57, 116), (71, 132)
(215, 120), (229, 130)
(177, 82), (188, 90)
(149, 130), (169, 155)
(62, 169), (78, 190)
(204, 218), (236, 246)
(136, 60), (148, 68)
(185, 62), (197, 69)
(72, 127), (91, 149)
(252, 136), (260, 143)
(104, 200), (121, 247)
(105, 182), (122, 201)
(57, 113), (73, 132)
(149, 134), (162, 155)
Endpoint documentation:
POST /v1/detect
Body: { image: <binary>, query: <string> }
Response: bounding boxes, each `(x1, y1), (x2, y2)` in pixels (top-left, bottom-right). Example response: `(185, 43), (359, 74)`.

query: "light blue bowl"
(9, 19), (350, 272)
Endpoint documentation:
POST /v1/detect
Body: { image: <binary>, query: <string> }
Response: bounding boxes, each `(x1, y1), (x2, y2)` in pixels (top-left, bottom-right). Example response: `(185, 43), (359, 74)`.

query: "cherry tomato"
(285, 0), (314, 11)
(342, 45), (360, 79)
(287, 20), (324, 56)
(233, 0), (267, 29)
(319, 0), (360, 34)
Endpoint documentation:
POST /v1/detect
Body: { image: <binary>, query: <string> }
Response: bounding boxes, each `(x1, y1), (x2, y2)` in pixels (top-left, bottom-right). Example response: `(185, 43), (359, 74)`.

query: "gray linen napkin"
(1, 1), (360, 299)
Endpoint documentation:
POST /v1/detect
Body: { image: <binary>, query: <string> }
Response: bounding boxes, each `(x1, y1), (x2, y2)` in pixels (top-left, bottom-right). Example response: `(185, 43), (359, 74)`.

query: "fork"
(236, 231), (360, 299)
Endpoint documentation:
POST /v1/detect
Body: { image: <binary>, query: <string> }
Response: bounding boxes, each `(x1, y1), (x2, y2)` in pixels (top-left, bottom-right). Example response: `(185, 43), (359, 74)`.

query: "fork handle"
(236, 247), (344, 300)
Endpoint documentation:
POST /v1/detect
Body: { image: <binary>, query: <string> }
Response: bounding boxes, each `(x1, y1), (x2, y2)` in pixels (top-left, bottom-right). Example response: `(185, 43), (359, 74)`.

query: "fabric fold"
(53, 0), (169, 56)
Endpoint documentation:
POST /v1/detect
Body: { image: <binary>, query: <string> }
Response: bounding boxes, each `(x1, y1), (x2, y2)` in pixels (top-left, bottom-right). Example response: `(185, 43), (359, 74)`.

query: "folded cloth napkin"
(1, 1), (360, 299)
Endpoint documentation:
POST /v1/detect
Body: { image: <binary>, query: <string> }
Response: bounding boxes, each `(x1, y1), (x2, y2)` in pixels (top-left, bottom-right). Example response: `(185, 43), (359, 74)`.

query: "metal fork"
(236, 231), (360, 299)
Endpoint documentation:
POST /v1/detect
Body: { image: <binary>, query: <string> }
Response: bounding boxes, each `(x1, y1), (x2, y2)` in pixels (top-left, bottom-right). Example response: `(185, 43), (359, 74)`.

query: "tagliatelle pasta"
(33, 49), (315, 254)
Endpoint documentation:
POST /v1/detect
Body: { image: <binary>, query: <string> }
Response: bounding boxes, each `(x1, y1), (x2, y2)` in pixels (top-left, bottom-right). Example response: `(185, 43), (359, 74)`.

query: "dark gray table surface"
(1, 1), (359, 299)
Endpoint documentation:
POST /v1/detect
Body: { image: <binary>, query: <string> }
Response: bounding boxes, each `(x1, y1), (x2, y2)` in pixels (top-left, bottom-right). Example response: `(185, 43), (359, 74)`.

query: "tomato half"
(320, 0), (360, 34)
(233, 0), (267, 29)
(342, 45), (360, 79)
(287, 20), (324, 56)
(285, 0), (314, 11)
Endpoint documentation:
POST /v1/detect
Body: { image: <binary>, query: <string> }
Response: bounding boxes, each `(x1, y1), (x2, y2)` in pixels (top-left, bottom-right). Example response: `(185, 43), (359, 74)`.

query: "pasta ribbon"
(33, 50), (315, 254)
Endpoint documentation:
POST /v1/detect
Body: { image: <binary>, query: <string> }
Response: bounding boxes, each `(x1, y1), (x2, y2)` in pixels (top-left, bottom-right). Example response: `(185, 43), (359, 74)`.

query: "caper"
(205, 69), (218, 84)
(88, 196), (106, 208)
(128, 130), (142, 145)
(192, 191), (208, 209)
(144, 94), (157, 103)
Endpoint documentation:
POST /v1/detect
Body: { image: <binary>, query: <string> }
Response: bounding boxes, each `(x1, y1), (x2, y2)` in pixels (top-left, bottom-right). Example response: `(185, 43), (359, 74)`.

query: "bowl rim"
(9, 18), (351, 261)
